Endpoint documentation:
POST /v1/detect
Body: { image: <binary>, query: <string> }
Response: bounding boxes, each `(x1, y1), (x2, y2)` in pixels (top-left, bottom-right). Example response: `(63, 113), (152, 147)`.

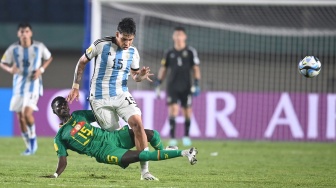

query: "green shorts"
(95, 125), (135, 168)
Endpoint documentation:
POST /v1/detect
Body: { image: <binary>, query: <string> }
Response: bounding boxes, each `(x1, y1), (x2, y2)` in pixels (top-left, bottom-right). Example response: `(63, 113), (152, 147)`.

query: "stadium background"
(0, 0), (336, 141)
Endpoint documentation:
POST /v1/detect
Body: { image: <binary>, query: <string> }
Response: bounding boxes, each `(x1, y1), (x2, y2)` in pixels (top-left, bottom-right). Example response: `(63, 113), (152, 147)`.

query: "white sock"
(140, 147), (149, 175)
(181, 150), (188, 157)
(27, 124), (36, 138)
(21, 132), (29, 149)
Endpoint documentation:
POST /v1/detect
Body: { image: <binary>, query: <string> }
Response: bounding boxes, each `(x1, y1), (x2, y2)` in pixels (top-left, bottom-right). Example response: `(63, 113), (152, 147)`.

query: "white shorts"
(10, 93), (39, 112)
(89, 92), (141, 132)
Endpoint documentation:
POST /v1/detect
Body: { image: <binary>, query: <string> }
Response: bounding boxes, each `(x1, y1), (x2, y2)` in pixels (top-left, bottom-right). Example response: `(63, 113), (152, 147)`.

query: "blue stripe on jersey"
(13, 47), (20, 94)
(20, 48), (29, 96)
(95, 44), (111, 99)
(29, 47), (39, 92)
(122, 48), (134, 92)
(109, 49), (123, 97)
(13, 47), (20, 68)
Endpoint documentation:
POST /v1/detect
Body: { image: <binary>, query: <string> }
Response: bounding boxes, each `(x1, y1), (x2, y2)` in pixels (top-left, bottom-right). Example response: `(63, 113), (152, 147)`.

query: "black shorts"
(166, 89), (192, 108)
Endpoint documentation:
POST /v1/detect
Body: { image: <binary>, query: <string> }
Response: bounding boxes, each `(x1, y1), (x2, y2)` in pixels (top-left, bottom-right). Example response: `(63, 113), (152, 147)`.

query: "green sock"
(150, 130), (164, 150)
(139, 150), (182, 161)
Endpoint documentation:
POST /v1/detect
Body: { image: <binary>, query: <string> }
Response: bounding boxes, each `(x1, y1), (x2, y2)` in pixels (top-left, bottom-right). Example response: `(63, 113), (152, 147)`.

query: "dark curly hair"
(117, 17), (136, 35)
(51, 96), (66, 108)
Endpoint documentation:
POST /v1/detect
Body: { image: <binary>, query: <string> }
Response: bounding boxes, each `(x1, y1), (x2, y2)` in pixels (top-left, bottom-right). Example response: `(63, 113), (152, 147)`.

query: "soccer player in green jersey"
(45, 96), (197, 179)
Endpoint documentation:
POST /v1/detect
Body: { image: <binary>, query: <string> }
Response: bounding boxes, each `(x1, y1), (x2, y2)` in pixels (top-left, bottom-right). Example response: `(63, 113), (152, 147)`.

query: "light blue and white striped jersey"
(1, 41), (51, 96)
(85, 37), (140, 99)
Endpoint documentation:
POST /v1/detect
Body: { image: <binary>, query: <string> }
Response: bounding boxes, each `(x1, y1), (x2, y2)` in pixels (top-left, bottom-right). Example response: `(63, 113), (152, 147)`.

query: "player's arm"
(73, 54), (90, 87)
(130, 48), (153, 82)
(157, 66), (167, 82)
(44, 138), (68, 178)
(193, 65), (201, 81)
(190, 47), (201, 81)
(191, 47), (201, 96)
(0, 62), (19, 74)
(54, 156), (67, 177)
(32, 56), (53, 80)
(67, 42), (98, 103)
(41, 56), (53, 72)
(32, 43), (53, 80)
(1, 47), (19, 74)
(66, 54), (90, 103)
(156, 51), (169, 85)
(153, 66), (167, 98)
(43, 156), (67, 178)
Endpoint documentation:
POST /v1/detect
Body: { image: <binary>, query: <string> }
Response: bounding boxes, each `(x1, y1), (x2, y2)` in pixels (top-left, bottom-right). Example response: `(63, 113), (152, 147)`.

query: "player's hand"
(191, 79), (201, 97)
(191, 85), (201, 97)
(138, 66), (154, 82)
(10, 64), (20, 75)
(66, 88), (80, 104)
(31, 69), (42, 80)
(154, 79), (161, 99)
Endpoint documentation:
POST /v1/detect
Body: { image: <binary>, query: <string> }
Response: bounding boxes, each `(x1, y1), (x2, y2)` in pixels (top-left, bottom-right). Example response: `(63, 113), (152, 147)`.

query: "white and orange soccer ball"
(298, 56), (321, 78)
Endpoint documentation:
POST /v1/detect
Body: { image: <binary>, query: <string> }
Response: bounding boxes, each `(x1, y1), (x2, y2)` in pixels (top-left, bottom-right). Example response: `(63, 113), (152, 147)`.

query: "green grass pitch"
(0, 137), (335, 188)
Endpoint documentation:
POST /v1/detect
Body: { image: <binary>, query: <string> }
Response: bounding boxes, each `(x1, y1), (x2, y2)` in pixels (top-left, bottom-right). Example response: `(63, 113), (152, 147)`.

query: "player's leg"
(117, 92), (156, 180)
(147, 130), (164, 150)
(120, 147), (198, 168)
(181, 92), (193, 146)
(89, 98), (120, 131)
(128, 116), (154, 180)
(22, 93), (40, 154)
(23, 106), (37, 154)
(96, 144), (198, 181)
(16, 112), (30, 153)
(10, 95), (30, 154)
(127, 128), (164, 150)
(167, 89), (179, 146)
(127, 115), (148, 151)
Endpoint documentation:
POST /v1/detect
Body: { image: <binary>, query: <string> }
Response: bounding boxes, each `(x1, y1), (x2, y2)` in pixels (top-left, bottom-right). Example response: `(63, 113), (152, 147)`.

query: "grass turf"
(0, 137), (335, 188)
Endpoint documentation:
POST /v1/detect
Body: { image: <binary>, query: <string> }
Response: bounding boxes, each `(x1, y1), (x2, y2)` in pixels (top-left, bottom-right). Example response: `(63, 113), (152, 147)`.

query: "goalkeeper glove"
(191, 79), (201, 97)
(154, 79), (162, 98)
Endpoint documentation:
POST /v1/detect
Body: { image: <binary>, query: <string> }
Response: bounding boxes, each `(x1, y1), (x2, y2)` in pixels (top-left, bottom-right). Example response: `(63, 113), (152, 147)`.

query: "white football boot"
(182, 147), (198, 165)
(140, 172), (159, 181)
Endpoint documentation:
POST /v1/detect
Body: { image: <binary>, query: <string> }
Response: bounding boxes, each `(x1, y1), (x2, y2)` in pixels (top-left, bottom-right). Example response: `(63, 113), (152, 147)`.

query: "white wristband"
(39, 67), (45, 73)
(72, 83), (79, 89)
(53, 173), (58, 178)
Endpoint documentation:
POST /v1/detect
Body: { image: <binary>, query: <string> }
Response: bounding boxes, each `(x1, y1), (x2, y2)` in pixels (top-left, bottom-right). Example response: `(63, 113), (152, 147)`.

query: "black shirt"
(161, 46), (200, 92)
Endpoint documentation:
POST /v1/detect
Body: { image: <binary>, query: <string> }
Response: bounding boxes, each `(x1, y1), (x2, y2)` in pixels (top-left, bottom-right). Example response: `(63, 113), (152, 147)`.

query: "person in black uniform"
(155, 27), (201, 146)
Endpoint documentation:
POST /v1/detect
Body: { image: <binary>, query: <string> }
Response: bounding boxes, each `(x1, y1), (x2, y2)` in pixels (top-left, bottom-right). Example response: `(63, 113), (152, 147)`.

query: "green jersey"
(53, 110), (117, 158)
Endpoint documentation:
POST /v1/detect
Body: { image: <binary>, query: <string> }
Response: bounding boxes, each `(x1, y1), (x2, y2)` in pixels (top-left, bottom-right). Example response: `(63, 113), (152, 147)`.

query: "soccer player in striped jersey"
(67, 18), (157, 180)
(0, 23), (53, 155)
(47, 96), (197, 179)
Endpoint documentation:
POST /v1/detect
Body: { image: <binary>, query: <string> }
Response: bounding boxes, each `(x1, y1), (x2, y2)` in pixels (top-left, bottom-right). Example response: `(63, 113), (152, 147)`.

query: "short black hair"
(117, 18), (136, 35)
(18, 23), (32, 30)
(174, 26), (186, 33)
(51, 96), (66, 109)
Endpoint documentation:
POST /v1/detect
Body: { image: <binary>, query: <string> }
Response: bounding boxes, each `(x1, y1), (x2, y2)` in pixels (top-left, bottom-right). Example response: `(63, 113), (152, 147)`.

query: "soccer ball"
(298, 56), (321, 78)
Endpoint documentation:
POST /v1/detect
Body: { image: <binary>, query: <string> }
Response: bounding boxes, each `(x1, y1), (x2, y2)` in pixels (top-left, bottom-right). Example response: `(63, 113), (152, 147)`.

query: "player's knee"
(18, 116), (25, 123)
(22, 110), (33, 120)
(23, 113), (32, 120)
(130, 123), (142, 133)
(128, 116), (144, 131)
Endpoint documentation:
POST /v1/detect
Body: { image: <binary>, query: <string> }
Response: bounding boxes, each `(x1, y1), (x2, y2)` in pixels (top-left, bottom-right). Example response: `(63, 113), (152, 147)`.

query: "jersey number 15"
(112, 59), (123, 70)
